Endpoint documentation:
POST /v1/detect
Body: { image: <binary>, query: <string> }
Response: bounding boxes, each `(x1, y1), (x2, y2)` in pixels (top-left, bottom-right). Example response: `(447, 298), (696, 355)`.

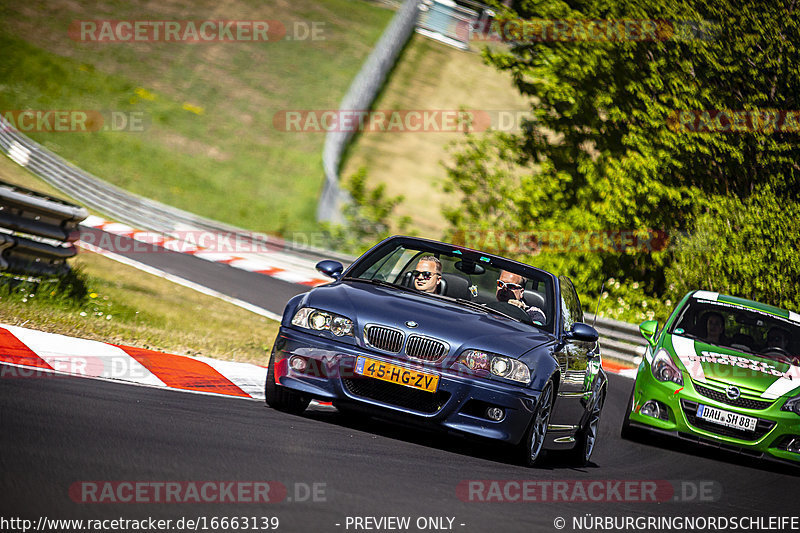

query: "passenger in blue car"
(412, 256), (442, 294)
(496, 270), (546, 324)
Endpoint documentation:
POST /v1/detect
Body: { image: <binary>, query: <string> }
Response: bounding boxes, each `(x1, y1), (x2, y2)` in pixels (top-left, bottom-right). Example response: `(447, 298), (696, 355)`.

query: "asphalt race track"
(80, 228), (309, 317)
(2, 230), (798, 532)
(2, 368), (798, 532)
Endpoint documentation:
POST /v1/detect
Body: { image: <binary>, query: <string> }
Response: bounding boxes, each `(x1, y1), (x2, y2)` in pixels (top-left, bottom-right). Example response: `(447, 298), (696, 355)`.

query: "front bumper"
(626, 363), (800, 464)
(271, 327), (546, 445)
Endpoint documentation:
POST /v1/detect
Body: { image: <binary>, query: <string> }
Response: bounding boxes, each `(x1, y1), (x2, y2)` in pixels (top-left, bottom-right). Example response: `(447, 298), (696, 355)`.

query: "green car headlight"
(651, 348), (683, 386)
(781, 395), (800, 416)
(291, 307), (354, 337)
(455, 349), (531, 384)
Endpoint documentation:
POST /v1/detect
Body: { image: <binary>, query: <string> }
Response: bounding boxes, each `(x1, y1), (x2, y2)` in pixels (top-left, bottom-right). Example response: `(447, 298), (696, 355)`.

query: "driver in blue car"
(496, 270), (546, 324)
(412, 256), (442, 294)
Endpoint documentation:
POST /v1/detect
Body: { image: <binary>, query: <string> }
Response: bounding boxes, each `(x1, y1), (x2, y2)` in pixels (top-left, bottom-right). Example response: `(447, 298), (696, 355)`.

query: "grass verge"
(0, 0), (393, 235)
(0, 250), (280, 365)
(1, 156), (280, 365)
(340, 35), (530, 238)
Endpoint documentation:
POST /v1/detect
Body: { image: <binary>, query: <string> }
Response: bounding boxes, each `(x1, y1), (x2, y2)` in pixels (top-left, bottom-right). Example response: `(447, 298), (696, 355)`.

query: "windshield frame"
(668, 297), (800, 363)
(344, 235), (558, 333)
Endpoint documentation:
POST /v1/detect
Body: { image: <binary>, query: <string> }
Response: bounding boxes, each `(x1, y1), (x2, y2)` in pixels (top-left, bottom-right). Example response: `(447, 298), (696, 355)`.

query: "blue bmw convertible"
(266, 236), (607, 466)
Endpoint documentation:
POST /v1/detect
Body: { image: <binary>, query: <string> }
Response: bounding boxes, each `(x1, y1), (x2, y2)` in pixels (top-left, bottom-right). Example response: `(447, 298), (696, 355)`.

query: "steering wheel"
(762, 346), (794, 364)
(485, 301), (534, 325)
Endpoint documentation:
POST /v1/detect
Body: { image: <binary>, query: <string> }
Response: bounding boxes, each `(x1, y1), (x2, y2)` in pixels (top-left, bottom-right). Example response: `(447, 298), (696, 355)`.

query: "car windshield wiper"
(344, 276), (395, 287)
(673, 331), (701, 341)
(449, 297), (520, 322)
(343, 276), (415, 293)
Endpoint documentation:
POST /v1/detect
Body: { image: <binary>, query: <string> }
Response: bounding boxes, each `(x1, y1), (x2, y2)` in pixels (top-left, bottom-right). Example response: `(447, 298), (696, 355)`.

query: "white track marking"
(195, 356), (268, 399)
(78, 241), (282, 321)
(4, 325), (166, 387)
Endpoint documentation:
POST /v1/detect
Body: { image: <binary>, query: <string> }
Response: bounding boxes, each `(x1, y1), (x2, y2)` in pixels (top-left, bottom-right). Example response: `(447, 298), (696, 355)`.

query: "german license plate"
(697, 404), (757, 432)
(355, 356), (439, 393)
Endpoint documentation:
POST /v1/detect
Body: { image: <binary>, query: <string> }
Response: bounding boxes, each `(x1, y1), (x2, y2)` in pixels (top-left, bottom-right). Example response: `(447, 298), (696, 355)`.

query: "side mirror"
(639, 320), (659, 347)
(316, 260), (343, 280)
(566, 322), (599, 343)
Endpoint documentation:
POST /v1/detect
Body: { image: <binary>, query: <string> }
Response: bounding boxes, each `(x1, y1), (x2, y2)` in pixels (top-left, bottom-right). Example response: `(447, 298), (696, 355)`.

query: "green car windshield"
(670, 300), (800, 363)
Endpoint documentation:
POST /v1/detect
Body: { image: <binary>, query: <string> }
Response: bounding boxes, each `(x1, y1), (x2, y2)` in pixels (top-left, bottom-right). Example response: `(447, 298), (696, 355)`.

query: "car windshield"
(344, 239), (554, 332)
(669, 299), (800, 364)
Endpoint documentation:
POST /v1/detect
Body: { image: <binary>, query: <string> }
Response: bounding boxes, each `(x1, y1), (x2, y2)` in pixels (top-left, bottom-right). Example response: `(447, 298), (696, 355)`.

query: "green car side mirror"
(639, 320), (659, 347)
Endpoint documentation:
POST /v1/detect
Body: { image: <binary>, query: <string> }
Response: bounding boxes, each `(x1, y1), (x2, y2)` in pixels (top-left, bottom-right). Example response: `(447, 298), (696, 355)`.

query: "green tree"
(322, 167), (410, 255)
(667, 189), (800, 311)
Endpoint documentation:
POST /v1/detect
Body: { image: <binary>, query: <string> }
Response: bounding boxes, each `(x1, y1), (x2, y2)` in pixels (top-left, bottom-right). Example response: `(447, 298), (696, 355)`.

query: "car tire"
(518, 380), (554, 467)
(568, 389), (604, 466)
(265, 353), (310, 415)
(620, 383), (639, 440)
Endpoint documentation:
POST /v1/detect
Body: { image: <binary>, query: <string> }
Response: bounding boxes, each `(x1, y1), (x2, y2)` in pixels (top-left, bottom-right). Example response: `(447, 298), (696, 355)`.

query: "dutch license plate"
(697, 404), (757, 432)
(355, 356), (439, 393)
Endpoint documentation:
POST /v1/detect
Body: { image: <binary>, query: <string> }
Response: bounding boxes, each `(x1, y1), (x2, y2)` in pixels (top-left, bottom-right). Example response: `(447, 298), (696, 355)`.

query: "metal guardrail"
(585, 312), (647, 365)
(0, 180), (88, 275)
(318, 0), (420, 223)
(0, 124), (355, 266)
(416, 0), (483, 50)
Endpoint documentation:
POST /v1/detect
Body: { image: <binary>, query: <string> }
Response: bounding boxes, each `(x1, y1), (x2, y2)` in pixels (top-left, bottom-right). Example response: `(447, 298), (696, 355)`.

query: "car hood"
(299, 281), (554, 359)
(667, 334), (800, 399)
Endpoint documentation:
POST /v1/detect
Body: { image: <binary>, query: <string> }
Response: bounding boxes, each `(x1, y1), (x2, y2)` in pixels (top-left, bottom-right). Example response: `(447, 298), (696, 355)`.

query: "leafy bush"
(589, 278), (675, 324)
(666, 188), (800, 312)
(443, 0), (799, 314)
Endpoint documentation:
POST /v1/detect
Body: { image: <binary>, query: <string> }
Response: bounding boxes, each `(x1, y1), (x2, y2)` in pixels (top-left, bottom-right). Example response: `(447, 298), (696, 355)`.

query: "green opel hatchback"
(622, 290), (800, 464)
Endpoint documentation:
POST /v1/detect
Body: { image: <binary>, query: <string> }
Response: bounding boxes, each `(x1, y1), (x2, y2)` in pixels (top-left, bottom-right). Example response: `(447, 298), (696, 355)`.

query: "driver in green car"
(702, 312), (728, 345)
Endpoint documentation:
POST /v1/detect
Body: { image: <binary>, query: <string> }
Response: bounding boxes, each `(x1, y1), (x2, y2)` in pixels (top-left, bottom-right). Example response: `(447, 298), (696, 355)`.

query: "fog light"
(786, 438), (800, 454)
(486, 407), (504, 421)
(289, 356), (307, 372)
(640, 400), (662, 419)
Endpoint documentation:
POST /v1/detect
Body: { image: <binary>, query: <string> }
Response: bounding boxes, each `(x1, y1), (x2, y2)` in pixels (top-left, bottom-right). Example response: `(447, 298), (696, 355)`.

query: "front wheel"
(265, 353), (310, 414)
(620, 384), (640, 440)
(518, 380), (554, 467)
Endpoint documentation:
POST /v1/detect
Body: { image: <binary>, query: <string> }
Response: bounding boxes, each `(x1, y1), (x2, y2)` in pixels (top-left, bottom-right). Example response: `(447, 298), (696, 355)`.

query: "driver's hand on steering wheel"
(507, 299), (526, 309)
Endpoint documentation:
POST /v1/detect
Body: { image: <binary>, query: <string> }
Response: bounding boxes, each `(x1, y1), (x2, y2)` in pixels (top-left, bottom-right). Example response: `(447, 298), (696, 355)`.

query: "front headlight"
(781, 395), (800, 416)
(651, 348), (683, 385)
(454, 349), (531, 384)
(291, 307), (354, 337)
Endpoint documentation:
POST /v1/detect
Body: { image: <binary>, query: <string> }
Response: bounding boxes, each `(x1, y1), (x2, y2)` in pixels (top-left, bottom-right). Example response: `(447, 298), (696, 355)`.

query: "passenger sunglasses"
(412, 270), (439, 281)
(497, 280), (524, 291)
